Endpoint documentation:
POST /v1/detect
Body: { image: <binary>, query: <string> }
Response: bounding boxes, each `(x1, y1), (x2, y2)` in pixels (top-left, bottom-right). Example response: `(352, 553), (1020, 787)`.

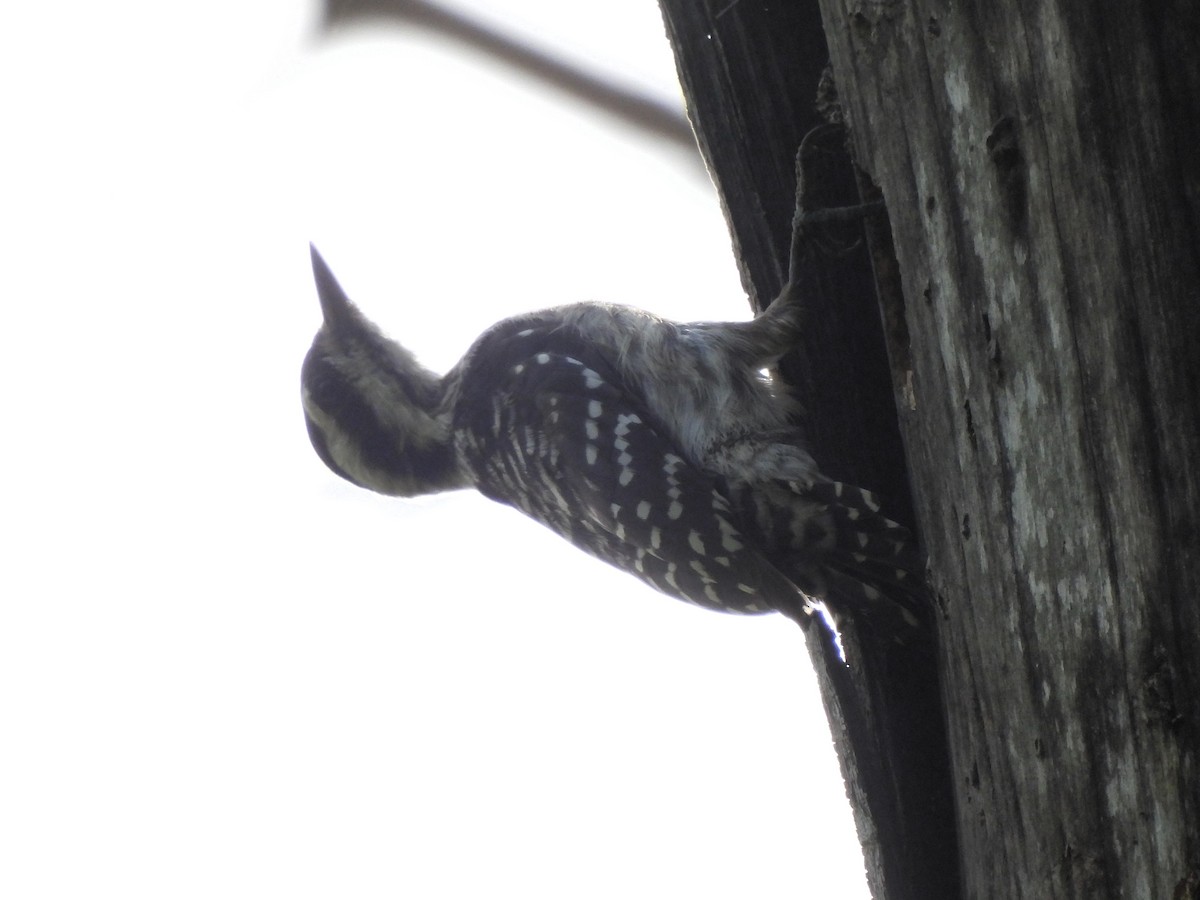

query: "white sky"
(1, 2), (869, 897)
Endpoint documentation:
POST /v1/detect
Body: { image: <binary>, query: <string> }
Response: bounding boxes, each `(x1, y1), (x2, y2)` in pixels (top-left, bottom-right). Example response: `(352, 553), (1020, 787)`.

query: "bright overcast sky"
(2, 2), (869, 897)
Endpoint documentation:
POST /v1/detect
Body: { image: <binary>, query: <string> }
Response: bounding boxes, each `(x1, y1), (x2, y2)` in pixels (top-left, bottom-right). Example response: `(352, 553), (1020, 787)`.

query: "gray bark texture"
(659, 1), (1200, 899)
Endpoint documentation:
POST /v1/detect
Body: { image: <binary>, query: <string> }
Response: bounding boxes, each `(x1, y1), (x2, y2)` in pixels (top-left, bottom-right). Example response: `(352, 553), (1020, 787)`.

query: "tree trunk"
(659, 4), (960, 899)
(660, 1), (1200, 898)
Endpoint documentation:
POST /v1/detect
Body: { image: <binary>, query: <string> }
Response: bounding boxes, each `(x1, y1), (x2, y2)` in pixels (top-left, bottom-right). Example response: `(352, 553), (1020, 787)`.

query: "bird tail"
(802, 480), (928, 639)
(735, 478), (929, 642)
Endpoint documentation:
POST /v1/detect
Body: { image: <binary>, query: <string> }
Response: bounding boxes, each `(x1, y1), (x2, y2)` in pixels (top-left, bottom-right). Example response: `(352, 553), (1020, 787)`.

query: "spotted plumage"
(301, 245), (925, 638)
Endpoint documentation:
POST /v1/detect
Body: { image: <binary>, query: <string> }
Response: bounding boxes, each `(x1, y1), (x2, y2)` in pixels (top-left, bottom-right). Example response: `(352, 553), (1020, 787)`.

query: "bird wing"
(456, 333), (807, 619)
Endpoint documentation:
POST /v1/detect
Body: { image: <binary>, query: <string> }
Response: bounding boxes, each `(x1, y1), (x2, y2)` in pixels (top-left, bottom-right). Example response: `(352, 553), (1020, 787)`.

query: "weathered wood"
(815, 0), (1200, 897)
(662, 0), (1200, 897)
(659, 4), (960, 899)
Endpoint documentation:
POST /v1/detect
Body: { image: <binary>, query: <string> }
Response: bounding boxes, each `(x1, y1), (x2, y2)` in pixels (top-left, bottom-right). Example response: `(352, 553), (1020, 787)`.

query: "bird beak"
(310, 243), (356, 325)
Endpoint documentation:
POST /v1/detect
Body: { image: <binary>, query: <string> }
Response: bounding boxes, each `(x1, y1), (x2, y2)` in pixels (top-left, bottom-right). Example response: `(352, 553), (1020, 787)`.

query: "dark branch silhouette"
(322, 0), (705, 176)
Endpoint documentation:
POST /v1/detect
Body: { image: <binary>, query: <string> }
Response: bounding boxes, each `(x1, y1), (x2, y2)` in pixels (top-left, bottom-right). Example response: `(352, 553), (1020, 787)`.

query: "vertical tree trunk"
(819, 0), (1200, 896)
(660, 4), (959, 899)
(661, 0), (1200, 897)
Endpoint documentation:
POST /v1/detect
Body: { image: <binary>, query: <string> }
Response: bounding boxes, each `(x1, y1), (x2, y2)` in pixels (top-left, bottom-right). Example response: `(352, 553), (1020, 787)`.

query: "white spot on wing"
(614, 413), (641, 435)
(665, 563), (679, 590)
(717, 516), (743, 552)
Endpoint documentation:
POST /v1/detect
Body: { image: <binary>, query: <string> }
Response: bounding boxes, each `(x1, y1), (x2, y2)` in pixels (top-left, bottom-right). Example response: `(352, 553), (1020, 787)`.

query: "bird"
(301, 244), (925, 640)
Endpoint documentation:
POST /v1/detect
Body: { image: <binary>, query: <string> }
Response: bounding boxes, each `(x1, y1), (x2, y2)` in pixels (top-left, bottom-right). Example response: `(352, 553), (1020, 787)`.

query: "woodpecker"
(301, 245), (924, 638)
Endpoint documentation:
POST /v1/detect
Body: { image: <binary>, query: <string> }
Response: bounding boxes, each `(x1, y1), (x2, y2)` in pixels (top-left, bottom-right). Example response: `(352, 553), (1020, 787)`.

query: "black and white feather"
(301, 246), (925, 638)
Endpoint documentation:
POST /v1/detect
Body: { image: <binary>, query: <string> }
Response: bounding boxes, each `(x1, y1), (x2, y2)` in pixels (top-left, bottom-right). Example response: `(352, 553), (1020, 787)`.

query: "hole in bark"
(986, 116), (1019, 168)
(986, 116), (1028, 230)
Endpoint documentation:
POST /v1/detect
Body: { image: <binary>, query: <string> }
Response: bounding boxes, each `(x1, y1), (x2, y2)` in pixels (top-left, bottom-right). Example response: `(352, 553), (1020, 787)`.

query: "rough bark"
(659, 4), (959, 899)
(819, 0), (1200, 897)
(663, 0), (1200, 898)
